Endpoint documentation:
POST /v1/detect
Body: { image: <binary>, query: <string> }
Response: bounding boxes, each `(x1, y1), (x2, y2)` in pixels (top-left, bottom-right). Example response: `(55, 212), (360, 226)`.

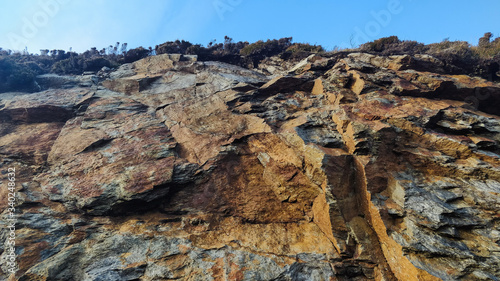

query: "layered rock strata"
(1, 52), (500, 280)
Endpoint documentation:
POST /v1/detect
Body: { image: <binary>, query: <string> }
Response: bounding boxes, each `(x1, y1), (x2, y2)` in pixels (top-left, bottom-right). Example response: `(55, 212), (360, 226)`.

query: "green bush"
(155, 40), (193, 55)
(286, 43), (324, 54)
(83, 57), (113, 71)
(361, 36), (401, 52)
(427, 39), (472, 56)
(0, 57), (36, 92)
(473, 33), (500, 59)
(240, 40), (265, 56)
(240, 38), (293, 56)
(123, 47), (150, 63)
(478, 32), (493, 48)
(51, 57), (84, 74)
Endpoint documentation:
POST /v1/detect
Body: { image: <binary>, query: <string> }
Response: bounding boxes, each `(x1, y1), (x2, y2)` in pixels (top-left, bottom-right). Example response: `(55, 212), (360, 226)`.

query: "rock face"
(1, 51), (500, 280)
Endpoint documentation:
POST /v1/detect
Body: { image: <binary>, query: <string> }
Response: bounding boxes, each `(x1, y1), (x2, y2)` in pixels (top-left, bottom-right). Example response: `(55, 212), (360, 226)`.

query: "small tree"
(107, 45), (114, 55)
(479, 32), (493, 48)
(121, 43), (128, 54)
(123, 46), (150, 63)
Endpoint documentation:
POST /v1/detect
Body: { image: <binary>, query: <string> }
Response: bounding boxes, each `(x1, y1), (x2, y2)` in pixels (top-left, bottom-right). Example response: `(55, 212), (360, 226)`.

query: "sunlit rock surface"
(1, 52), (500, 280)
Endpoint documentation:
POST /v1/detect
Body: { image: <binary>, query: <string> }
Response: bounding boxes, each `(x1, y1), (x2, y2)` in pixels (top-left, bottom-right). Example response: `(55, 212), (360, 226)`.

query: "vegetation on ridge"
(359, 33), (500, 80)
(0, 33), (499, 93)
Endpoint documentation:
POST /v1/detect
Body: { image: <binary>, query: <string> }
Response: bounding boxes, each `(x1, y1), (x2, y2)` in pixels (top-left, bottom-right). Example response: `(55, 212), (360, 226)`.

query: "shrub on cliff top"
(154, 37), (323, 67)
(427, 39), (473, 56)
(83, 57), (114, 72)
(51, 56), (84, 74)
(0, 57), (37, 92)
(240, 37), (293, 56)
(285, 43), (324, 54)
(358, 34), (500, 79)
(360, 36), (426, 55)
(155, 40), (193, 55)
(474, 33), (500, 59)
(122, 47), (151, 63)
(361, 36), (400, 52)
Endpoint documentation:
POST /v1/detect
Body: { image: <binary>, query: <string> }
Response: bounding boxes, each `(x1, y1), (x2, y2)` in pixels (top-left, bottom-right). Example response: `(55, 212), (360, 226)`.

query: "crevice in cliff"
(351, 156), (443, 281)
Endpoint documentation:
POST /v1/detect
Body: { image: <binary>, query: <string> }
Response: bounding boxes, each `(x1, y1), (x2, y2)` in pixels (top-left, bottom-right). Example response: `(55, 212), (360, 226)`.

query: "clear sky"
(0, 0), (499, 54)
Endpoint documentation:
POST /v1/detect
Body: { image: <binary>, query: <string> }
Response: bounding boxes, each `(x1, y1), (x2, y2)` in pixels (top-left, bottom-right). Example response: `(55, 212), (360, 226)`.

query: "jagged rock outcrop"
(1, 51), (500, 280)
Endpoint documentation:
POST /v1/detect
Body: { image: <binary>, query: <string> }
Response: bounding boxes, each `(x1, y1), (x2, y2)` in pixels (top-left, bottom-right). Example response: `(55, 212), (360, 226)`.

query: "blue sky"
(0, 0), (499, 54)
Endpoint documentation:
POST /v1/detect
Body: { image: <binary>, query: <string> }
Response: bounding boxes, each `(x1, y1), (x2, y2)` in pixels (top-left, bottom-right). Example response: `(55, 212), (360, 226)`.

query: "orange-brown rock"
(1, 51), (500, 280)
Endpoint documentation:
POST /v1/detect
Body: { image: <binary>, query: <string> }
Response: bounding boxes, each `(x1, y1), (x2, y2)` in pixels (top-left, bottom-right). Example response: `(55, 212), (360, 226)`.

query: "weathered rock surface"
(1, 51), (500, 280)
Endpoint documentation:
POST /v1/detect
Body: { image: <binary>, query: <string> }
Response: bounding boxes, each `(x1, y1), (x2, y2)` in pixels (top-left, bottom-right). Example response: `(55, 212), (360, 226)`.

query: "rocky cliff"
(1, 51), (500, 281)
